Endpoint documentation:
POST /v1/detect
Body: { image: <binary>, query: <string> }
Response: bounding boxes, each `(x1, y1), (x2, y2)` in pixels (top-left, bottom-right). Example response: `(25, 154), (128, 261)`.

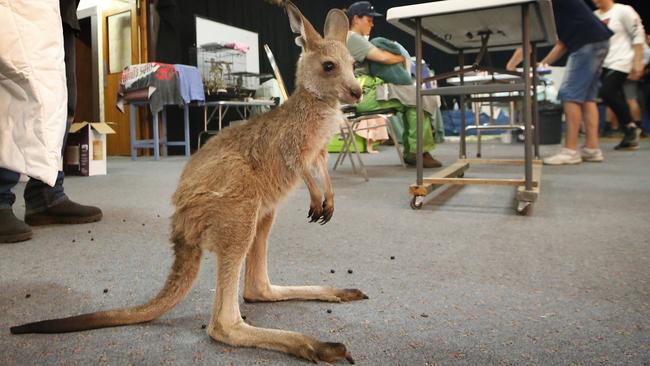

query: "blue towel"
(174, 64), (205, 103)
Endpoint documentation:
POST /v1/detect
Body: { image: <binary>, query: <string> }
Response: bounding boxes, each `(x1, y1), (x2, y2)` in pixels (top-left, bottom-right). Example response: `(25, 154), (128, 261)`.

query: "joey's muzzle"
(345, 84), (363, 104)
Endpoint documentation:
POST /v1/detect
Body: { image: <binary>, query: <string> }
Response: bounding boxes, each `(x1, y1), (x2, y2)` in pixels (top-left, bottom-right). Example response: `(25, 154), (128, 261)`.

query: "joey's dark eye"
(322, 61), (336, 72)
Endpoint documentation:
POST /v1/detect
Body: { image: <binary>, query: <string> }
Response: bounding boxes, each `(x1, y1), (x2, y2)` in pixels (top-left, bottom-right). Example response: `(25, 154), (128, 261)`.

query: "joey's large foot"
(308, 200), (333, 224)
(335, 288), (368, 302)
(208, 322), (355, 364)
(301, 341), (355, 364)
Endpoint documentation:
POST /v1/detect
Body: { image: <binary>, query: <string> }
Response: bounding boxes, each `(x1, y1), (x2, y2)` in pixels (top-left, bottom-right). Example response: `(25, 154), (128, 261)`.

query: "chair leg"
(345, 119), (368, 181)
(340, 123), (358, 174)
(333, 131), (345, 170)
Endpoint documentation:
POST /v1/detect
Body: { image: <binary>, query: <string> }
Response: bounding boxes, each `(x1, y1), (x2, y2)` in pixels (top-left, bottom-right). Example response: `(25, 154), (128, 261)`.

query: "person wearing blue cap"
(346, 1), (442, 168)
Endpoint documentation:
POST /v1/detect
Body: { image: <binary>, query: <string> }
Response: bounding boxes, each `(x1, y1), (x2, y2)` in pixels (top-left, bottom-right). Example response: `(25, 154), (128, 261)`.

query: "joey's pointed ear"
(285, 1), (322, 50)
(323, 9), (349, 44)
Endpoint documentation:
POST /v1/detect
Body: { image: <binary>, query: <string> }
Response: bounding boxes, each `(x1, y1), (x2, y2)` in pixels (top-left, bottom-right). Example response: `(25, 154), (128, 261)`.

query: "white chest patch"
(320, 108), (344, 137)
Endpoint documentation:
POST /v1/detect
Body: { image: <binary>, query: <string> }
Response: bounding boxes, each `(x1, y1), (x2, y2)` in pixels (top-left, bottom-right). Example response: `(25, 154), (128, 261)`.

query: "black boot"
(0, 208), (33, 243)
(24, 198), (102, 226)
(614, 125), (641, 150)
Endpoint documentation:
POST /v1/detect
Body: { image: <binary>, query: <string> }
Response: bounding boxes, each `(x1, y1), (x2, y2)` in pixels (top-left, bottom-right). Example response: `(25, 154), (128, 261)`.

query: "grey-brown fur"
(11, 2), (365, 363)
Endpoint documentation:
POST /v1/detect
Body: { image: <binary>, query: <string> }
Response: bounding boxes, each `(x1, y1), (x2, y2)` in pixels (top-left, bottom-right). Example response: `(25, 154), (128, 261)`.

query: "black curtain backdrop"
(155, 0), (646, 153)
(156, 0), (504, 95)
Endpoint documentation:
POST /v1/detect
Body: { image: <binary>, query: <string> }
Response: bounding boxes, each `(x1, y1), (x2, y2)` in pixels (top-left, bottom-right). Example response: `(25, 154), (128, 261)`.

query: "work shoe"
(0, 208), (33, 243)
(635, 121), (647, 138)
(404, 152), (443, 168)
(580, 147), (604, 162)
(24, 198), (102, 226)
(543, 148), (582, 165)
(614, 126), (641, 150)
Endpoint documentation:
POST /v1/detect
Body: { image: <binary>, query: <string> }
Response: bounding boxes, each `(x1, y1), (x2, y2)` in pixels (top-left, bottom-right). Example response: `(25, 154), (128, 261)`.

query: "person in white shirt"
(593, 0), (646, 150)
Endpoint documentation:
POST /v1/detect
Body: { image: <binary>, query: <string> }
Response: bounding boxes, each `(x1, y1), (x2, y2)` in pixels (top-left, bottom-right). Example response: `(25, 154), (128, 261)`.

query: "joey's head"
(286, 3), (362, 104)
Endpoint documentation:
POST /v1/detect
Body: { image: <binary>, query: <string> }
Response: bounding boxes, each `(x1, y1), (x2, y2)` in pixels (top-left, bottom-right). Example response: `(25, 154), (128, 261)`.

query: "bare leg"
(563, 101), (582, 150)
(583, 101), (600, 149)
(367, 139), (378, 153)
(205, 205), (354, 363)
(628, 98), (641, 121)
(243, 210), (367, 303)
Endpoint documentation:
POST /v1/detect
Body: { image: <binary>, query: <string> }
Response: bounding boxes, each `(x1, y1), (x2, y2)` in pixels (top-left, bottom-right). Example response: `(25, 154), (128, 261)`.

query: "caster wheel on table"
(516, 201), (532, 215)
(410, 196), (424, 210)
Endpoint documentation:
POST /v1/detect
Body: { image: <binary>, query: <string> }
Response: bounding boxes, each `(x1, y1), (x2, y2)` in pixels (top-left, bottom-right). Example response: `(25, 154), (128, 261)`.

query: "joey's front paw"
(308, 201), (324, 223)
(308, 200), (333, 224)
(319, 199), (333, 224)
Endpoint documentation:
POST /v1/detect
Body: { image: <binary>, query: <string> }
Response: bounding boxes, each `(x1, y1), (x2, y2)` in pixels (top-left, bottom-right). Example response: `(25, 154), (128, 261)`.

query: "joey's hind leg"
(204, 207), (354, 363)
(243, 210), (368, 303)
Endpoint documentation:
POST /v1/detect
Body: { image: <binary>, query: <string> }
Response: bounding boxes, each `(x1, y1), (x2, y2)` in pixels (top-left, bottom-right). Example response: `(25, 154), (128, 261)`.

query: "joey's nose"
(349, 86), (362, 102)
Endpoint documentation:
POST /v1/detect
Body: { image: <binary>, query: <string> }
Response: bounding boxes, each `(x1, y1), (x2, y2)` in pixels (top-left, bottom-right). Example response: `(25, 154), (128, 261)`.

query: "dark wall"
(156, 0), (648, 92)
(155, 0), (476, 94)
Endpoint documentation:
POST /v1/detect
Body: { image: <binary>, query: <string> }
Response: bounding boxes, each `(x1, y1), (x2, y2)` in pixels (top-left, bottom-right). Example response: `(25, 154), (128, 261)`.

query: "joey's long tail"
(10, 243), (202, 334)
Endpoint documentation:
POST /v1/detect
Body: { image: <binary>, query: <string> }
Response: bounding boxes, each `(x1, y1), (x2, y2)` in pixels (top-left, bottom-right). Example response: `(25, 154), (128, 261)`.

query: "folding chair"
(333, 106), (405, 181)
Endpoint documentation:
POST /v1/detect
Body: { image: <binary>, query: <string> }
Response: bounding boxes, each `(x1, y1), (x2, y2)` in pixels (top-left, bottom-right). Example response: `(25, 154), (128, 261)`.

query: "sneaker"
(635, 121), (647, 138)
(0, 208), (33, 243)
(580, 147), (604, 162)
(24, 198), (102, 226)
(614, 126), (641, 150)
(404, 152), (443, 168)
(543, 148), (582, 165)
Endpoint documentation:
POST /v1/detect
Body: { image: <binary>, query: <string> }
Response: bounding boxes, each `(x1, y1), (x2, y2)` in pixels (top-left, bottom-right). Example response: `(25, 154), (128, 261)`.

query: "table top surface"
(446, 67), (552, 85)
(201, 99), (276, 107)
(387, 0), (556, 54)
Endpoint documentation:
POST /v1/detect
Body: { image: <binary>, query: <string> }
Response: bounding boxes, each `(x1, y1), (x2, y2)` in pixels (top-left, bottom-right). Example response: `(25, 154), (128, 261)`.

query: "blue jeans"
(558, 40), (609, 103)
(0, 26), (75, 213)
(0, 169), (67, 211)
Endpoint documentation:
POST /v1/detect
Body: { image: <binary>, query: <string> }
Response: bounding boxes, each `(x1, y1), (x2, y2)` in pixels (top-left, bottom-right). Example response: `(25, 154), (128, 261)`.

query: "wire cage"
(191, 43), (250, 98)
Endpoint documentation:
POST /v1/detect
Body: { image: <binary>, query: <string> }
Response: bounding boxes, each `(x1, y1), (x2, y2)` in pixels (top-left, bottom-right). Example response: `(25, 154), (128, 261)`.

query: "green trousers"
(354, 75), (435, 156)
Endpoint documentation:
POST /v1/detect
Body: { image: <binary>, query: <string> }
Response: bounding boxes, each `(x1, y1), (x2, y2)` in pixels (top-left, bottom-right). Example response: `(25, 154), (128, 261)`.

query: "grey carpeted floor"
(1, 140), (649, 366)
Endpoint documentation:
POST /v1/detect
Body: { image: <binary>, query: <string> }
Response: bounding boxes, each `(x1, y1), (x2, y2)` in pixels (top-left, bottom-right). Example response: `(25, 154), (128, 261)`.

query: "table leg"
(184, 104), (190, 156)
(130, 104), (137, 160)
(153, 111), (160, 160)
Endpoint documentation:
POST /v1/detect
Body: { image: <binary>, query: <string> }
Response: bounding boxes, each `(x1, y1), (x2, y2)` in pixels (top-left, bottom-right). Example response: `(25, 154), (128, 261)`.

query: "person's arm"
(539, 41), (567, 66)
(506, 48), (523, 71)
(629, 43), (644, 80)
(621, 5), (646, 80)
(365, 47), (405, 65)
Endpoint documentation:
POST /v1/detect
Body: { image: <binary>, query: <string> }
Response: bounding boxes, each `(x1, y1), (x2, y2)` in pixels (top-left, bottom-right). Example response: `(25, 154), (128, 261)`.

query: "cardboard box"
(64, 122), (116, 176)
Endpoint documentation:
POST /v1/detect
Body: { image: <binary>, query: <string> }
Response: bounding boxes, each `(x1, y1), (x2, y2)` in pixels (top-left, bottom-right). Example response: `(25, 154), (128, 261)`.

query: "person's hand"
(628, 61), (644, 81)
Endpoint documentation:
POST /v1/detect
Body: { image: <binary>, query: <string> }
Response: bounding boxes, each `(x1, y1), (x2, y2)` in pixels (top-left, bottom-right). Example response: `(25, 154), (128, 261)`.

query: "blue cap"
(347, 1), (383, 18)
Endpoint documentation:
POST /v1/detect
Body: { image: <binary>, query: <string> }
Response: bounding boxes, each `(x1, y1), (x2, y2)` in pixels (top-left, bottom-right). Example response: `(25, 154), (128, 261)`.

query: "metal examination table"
(387, 0), (557, 214)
